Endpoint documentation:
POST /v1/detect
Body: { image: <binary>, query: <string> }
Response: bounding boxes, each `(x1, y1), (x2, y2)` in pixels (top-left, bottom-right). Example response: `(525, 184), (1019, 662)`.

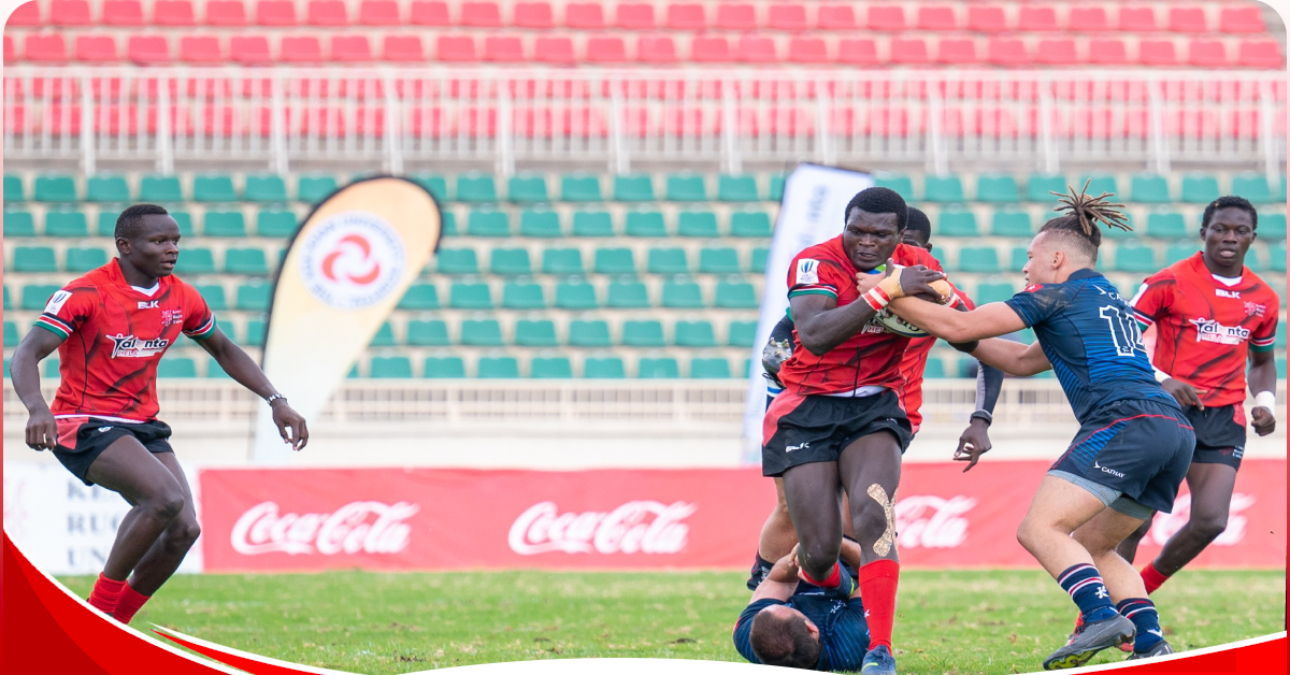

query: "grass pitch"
(61, 569), (1283, 674)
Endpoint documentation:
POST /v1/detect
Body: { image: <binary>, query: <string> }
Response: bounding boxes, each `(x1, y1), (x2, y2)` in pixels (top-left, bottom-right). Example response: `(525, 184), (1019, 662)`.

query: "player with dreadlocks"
(881, 183), (1194, 668)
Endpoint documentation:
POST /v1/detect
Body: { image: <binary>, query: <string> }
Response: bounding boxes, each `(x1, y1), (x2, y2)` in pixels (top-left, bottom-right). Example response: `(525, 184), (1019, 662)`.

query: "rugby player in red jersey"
(10, 204), (309, 624)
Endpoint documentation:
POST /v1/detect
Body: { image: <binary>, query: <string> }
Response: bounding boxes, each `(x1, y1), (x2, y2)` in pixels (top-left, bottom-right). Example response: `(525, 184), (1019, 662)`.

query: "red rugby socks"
(113, 584), (152, 624)
(800, 561), (843, 589)
(1141, 562), (1170, 595)
(860, 559), (900, 650)
(87, 574), (126, 615)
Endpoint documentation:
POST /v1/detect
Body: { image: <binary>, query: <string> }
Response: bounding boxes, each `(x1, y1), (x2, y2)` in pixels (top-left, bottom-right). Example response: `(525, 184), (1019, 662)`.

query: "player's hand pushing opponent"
(1160, 377), (1206, 410)
(879, 258), (951, 302)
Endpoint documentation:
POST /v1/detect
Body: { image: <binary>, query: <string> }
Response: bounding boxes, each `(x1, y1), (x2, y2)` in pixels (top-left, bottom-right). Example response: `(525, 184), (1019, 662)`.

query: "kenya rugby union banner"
(197, 461), (1285, 572)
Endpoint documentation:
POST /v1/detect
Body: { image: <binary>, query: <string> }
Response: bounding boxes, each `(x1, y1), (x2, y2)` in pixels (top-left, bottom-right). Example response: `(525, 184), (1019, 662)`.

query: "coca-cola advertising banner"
(198, 460), (1286, 572)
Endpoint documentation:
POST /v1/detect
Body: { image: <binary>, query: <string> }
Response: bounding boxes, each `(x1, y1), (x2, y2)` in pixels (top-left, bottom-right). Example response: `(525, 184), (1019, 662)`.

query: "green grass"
(60, 569), (1283, 674)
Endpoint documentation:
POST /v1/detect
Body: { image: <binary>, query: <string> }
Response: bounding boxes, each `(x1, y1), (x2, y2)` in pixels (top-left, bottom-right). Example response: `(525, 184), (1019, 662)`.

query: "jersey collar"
(1067, 268), (1102, 281)
(1188, 251), (1246, 286)
(108, 258), (169, 299)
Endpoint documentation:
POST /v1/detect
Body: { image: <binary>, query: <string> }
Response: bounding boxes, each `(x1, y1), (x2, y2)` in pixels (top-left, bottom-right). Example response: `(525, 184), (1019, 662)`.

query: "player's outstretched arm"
(1248, 349), (1277, 436)
(10, 328), (64, 450)
(955, 362), (1005, 472)
(969, 338), (1052, 377)
(888, 299), (1026, 344)
(195, 327), (310, 450)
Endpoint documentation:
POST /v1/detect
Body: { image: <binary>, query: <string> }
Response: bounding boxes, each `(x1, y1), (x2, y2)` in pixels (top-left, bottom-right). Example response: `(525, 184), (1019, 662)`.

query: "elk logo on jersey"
(1188, 318), (1251, 345)
(107, 333), (170, 358)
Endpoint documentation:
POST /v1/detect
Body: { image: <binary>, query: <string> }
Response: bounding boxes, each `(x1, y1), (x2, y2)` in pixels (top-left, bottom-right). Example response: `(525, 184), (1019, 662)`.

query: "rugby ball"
(869, 263), (950, 338)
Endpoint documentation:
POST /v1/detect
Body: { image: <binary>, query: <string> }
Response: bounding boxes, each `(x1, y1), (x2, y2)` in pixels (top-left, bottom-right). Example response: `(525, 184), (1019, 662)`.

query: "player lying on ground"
(883, 185), (1194, 668)
(9, 204), (309, 625)
(764, 187), (962, 675)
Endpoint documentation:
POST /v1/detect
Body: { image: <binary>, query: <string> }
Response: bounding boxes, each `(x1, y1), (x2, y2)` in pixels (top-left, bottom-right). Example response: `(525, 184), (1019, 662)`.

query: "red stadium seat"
(280, 36), (322, 63)
(75, 35), (118, 63)
(380, 35), (423, 61)
(154, 0), (195, 25)
(25, 34), (68, 63)
(359, 0), (400, 25)
(1170, 110), (1219, 140)
(436, 35), (477, 61)
(307, 0), (348, 26)
(836, 38), (878, 66)
(534, 36), (575, 64)
(1117, 7), (1157, 32)
(987, 38), (1027, 67)
(967, 6), (1007, 33)
(935, 38), (976, 65)
(666, 3), (706, 29)
(868, 5), (905, 31)
(483, 36), (524, 62)
(103, 0), (144, 25)
(561, 107), (608, 138)
(179, 36), (222, 63)
(230, 36), (272, 64)
(717, 3), (757, 30)
(1188, 40), (1227, 67)
(1220, 7), (1264, 34)
(1168, 7), (1207, 34)
(586, 36), (627, 62)
(766, 4), (806, 30)
(916, 6), (957, 31)
(8, 1), (41, 26)
(461, 107), (498, 138)
(638, 36), (678, 64)
(460, 2), (501, 27)
(616, 3), (655, 29)
(331, 35), (373, 61)
(564, 2), (604, 28)
(816, 4), (856, 29)
(410, 1), (449, 25)
(514, 2), (553, 28)
(1238, 40), (1283, 69)
(1087, 39), (1128, 66)
(889, 38), (929, 65)
(256, 0), (297, 26)
(736, 35), (777, 63)
(1017, 6), (1057, 32)
(205, 0), (247, 26)
(407, 106), (452, 137)
(1138, 40), (1177, 66)
(1035, 39), (1078, 66)
(51, 0), (92, 25)
(1069, 7), (1109, 32)
(3, 36), (14, 62)
(690, 36), (730, 63)
(788, 37), (828, 64)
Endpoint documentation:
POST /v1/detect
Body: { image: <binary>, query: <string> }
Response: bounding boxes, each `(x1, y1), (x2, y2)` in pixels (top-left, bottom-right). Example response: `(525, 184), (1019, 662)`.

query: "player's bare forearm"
(10, 328), (62, 414)
(197, 328), (281, 399)
(790, 294), (880, 356)
(1248, 350), (1277, 400)
(889, 300), (1027, 343)
(970, 339), (1051, 377)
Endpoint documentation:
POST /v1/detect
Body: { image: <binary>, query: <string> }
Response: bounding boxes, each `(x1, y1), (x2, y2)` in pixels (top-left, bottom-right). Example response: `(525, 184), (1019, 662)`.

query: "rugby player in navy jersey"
(882, 186), (1193, 668)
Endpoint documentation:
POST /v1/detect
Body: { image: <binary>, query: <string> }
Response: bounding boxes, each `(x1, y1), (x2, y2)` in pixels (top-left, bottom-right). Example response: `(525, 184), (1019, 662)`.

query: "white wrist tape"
(1254, 390), (1277, 411)
(1153, 366), (1171, 383)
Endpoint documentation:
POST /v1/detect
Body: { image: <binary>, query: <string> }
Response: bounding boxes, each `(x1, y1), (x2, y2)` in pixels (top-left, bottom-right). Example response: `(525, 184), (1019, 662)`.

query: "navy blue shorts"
(1050, 399), (1194, 514)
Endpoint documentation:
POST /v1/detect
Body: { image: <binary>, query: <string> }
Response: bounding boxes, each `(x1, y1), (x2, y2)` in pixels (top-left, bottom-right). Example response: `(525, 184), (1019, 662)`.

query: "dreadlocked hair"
(1038, 179), (1132, 262)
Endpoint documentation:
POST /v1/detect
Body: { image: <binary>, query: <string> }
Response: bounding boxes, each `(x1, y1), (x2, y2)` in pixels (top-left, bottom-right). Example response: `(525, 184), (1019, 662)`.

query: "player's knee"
(168, 519), (202, 550)
(798, 539), (839, 577)
(144, 488), (186, 522)
(1015, 519), (1043, 554)
(850, 500), (891, 544)
(1189, 512), (1228, 541)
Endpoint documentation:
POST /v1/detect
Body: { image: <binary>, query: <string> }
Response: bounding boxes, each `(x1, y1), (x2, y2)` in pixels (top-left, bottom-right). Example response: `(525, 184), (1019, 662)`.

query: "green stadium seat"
(193, 174), (237, 202)
(95, 211), (118, 237)
(730, 210), (773, 238)
(560, 174), (603, 202)
(675, 320), (716, 347)
(244, 174), (288, 203)
(922, 357), (946, 379)
(224, 248), (269, 274)
(256, 210), (297, 237)
(923, 175), (964, 203)
(1180, 173), (1220, 203)
(751, 246), (769, 273)
(1270, 241), (1286, 273)
(1259, 214), (1286, 239)
(3, 286), (10, 310)
(974, 282), (1015, 305)
(235, 282), (272, 311)
(715, 280), (758, 308)
(677, 210), (720, 237)
(407, 319), (450, 346)
(1146, 212), (1188, 239)
(638, 357), (680, 378)
(1130, 173), (1172, 204)
(665, 173), (707, 201)
(204, 211), (247, 237)
(478, 356), (520, 378)
(4, 320), (19, 348)
(728, 320), (758, 347)
(441, 211), (458, 236)
(438, 248), (480, 275)
(489, 248), (532, 275)
(699, 247), (741, 274)
(192, 283), (227, 310)
(399, 283), (440, 310)
(1277, 358), (1286, 379)
(157, 357), (198, 378)
(1008, 246), (1029, 272)
(1230, 172), (1276, 204)
(33, 174), (77, 202)
(43, 358), (60, 377)
(44, 210), (88, 237)
(65, 247), (108, 272)
(515, 319), (559, 347)
(622, 319), (666, 347)
(594, 248), (637, 275)
(1245, 245), (1266, 272)
(297, 174), (338, 202)
(139, 174), (184, 202)
(613, 174), (655, 201)
(4, 210), (35, 236)
(542, 248), (584, 275)
(531, 356), (573, 378)
(584, 356), (626, 378)
(176, 248), (216, 275)
(460, 319), (504, 346)
(410, 174), (448, 201)
(990, 208), (1032, 237)
(625, 210), (667, 237)
(507, 174), (549, 203)
(662, 279), (704, 308)
(572, 210), (615, 237)
(1276, 320), (1286, 349)
(424, 356), (467, 378)
(769, 174), (786, 201)
(369, 322), (396, 347)
(555, 279), (599, 309)
(519, 209), (562, 237)
(1078, 173), (1118, 198)
(86, 175), (130, 203)
(449, 282), (493, 309)
(690, 357), (731, 378)
(240, 318), (266, 346)
(1102, 211), (1137, 239)
(13, 246), (57, 272)
(1113, 243), (1159, 272)
(607, 280), (650, 308)
(1026, 173), (1068, 202)
(569, 319), (612, 347)
(975, 174), (1019, 202)
(874, 173), (914, 200)
(369, 356), (413, 378)
(467, 209), (511, 237)
(648, 248), (689, 274)
(937, 207), (979, 237)
(957, 247), (1001, 273)
(456, 174), (497, 202)
(502, 281), (546, 309)
(1164, 243), (1195, 266)
(4, 174), (24, 202)
(718, 174), (760, 202)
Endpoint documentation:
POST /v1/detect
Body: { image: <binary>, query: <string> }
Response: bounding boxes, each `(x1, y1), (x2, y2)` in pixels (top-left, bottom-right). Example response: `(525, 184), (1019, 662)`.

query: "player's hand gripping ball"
(868, 263), (954, 338)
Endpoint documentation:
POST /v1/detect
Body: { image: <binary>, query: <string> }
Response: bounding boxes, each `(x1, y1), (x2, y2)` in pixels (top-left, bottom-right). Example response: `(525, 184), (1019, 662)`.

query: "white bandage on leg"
(867, 483), (897, 557)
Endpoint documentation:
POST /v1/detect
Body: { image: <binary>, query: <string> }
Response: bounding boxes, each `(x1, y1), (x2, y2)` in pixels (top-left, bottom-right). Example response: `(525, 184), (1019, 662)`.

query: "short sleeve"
(181, 284), (218, 340)
(1250, 300), (1279, 353)
(1130, 276), (1174, 330)
(1005, 283), (1070, 328)
(787, 256), (848, 301)
(732, 599), (783, 664)
(33, 287), (97, 341)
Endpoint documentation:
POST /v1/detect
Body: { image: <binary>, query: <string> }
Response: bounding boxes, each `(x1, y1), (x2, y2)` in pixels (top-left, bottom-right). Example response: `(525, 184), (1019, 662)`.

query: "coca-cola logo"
(508, 501), (695, 556)
(894, 495), (976, 549)
(231, 501), (419, 556)
(1151, 493), (1253, 546)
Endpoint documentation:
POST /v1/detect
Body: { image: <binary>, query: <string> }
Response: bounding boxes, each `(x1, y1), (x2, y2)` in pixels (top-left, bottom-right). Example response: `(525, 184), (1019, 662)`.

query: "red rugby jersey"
(1131, 252), (1279, 408)
(778, 237), (944, 396)
(899, 287), (975, 433)
(34, 260), (217, 422)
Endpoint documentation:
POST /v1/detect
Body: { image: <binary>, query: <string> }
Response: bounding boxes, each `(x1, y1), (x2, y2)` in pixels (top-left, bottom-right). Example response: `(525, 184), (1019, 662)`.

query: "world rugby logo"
(299, 211), (407, 310)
